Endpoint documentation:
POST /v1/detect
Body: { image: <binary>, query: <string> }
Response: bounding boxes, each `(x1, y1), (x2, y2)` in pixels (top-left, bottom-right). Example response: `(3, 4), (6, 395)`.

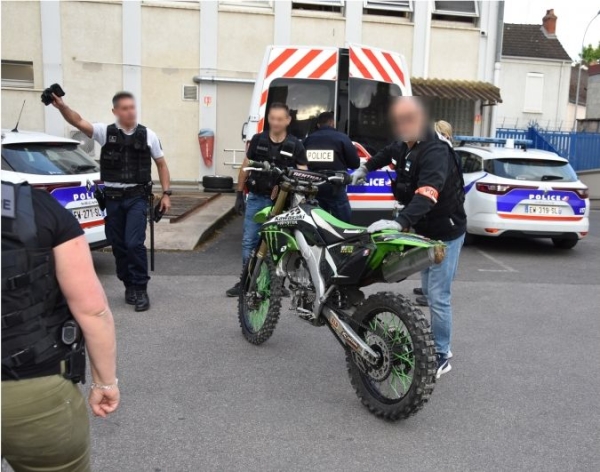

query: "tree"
(580, 42), (600, 65)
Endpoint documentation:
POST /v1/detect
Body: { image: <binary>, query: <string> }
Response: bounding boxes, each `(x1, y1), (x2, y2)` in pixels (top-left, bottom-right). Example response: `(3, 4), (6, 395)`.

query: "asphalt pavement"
(88, 212), (600, 472)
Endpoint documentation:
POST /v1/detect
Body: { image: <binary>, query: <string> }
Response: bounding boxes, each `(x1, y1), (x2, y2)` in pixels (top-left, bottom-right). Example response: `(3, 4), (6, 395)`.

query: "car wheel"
(463, 233), (478, 246)
(202, 175), (234, 193)
(552, 238), (578, 249)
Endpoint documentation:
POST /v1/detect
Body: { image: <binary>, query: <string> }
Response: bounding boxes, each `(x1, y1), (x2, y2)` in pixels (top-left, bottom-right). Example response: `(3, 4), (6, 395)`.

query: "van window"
(347, 78), (401, 154)
(266, 78), (336, 139)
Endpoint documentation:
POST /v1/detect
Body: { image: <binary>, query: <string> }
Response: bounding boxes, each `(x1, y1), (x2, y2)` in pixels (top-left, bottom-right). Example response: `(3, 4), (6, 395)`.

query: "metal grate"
(182, 85), (198, 101)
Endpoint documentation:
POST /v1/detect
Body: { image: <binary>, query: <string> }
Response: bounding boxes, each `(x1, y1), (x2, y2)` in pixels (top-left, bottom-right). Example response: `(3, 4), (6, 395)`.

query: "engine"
(284, 253), (317, 320)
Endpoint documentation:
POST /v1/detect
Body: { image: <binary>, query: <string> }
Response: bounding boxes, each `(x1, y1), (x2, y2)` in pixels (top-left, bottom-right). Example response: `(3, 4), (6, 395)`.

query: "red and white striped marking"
(349, 45), (407, 89)
(258, 47), (338, 132)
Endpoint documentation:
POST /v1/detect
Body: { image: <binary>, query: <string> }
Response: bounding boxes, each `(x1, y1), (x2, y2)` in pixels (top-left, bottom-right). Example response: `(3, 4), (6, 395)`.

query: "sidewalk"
(148, 187), (236, 251)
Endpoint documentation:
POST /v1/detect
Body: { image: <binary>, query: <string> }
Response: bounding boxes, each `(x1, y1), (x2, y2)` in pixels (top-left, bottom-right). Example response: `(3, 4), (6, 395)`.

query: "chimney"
(542, 9), (557, 36)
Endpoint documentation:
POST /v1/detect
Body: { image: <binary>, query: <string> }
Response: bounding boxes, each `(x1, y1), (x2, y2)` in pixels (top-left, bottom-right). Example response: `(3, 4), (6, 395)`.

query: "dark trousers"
(317, 186), (352, 223)
(105, 195), (150, 289)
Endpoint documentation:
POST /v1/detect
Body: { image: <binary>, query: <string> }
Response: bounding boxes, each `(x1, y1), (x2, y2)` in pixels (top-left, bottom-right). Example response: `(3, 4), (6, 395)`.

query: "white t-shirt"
(92, 123), (164, 188)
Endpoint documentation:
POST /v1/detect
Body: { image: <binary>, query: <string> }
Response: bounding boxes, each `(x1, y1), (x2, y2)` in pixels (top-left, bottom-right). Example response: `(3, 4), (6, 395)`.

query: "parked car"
(455, 137), (589, 249)
(1, 129), (108, 249)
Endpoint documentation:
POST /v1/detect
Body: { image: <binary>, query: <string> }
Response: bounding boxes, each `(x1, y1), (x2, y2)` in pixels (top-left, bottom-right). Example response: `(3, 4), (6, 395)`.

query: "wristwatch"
(162, 190), (173, 196)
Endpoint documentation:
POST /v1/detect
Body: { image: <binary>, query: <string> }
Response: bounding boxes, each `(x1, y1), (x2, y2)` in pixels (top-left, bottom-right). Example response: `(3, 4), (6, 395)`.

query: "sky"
(503, 0), (600, 61)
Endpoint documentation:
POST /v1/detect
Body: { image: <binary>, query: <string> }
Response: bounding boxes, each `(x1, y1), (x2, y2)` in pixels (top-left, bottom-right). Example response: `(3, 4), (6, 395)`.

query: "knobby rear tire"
(346, 292), (437, 421)
(238, 254), (283, 345)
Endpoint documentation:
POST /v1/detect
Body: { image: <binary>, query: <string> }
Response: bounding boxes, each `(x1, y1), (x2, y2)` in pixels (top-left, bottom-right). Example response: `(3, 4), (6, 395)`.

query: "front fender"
(253, 206), (273, 224)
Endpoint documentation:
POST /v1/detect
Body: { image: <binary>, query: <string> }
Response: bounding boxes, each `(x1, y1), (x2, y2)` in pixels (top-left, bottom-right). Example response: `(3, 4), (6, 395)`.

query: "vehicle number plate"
(526, 205), (562, 215)
(72, 206), (103, 222)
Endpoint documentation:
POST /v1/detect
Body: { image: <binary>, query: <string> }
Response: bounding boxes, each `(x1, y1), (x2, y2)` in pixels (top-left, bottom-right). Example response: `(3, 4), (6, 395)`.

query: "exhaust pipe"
(381, 245), (445, 283)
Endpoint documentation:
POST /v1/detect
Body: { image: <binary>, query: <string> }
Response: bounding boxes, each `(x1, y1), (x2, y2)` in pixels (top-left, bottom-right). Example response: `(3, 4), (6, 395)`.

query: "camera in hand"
(41, 83), (65, 106)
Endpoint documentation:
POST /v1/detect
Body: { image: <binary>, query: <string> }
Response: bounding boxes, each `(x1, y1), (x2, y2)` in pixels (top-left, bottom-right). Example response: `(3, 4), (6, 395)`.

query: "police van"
(1, 129), (108, 249)
(242, 44), (411, 220)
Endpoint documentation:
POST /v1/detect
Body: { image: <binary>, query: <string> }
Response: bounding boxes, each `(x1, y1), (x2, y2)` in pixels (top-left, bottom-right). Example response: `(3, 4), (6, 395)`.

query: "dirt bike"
(238, 161), (446, 420)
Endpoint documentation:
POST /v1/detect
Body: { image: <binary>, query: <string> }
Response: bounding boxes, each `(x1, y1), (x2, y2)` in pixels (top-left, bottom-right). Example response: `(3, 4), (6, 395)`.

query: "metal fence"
(496, 127), (600, 171)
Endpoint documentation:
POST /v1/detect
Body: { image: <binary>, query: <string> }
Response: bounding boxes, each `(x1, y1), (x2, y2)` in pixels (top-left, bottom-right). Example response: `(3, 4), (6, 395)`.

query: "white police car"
(1, 129), (108, 249)
(455, 137), (589, 249)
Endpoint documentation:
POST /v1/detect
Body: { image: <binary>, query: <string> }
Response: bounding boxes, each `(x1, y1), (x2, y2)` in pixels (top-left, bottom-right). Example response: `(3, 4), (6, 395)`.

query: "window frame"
(363, 0), (413, 13)
(218, 0), (273, 9)
(433, 1), (479, 18)
(292, 0), (344, 10)
(1, 60), (34, 89)
(457, 151), (483, 174)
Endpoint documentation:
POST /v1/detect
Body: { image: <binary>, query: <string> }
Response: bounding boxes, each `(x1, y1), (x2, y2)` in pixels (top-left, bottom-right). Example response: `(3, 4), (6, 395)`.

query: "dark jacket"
(303, 126), (360, 172)
(366, 130), (466, 241)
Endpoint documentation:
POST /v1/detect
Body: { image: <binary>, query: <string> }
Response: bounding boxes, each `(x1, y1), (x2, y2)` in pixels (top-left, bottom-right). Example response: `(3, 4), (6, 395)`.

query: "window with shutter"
(292, 0), (344, 13)
(363, 0), (412, 17)
(1, 61), (34, 89)
(523, 73), (544, 114)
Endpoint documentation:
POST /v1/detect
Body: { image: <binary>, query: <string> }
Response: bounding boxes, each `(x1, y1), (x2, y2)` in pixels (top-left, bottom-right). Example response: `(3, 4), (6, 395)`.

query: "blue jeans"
(242, 193), (273, 264)
(105, 195), (150, 289)
(421, 233), (465, 357)
(317, 192), (352, 223)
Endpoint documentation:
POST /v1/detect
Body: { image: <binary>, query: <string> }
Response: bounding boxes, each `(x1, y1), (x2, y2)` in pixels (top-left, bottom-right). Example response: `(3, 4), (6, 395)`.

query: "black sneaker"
(415, 295), (429, 307)
(436, 354), (452, 379)
(135, 290), (150, 312)
(226, 282), (241, 298)
(281, 286), (290, 298)
(125, 287), (136, 305)
(413, 287), (424, 296)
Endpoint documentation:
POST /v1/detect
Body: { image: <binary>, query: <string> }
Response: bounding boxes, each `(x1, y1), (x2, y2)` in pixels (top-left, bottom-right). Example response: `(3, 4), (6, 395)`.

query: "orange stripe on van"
(349, 195), (395, 201)
(257, 118), (265, 132)
(260, 90), (268, 107)
(362, 48), (392, 83)
(382, 51), (405, 85)
(309, 52), (337, 79)
(350, 49), (373, 79)
(282, 49), (321, 78)
(498, 213), (584, 222)
(266, 48), (297, 78)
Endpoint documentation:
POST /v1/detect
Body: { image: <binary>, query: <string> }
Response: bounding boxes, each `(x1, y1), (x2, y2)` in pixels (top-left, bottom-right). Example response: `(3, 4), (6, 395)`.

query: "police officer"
(52, 91), (172, 312)
(352, 97), (466, 379)
(303, 112), (360, 222)
(2, 181), (119, 471)
(226, 102), (308, 297)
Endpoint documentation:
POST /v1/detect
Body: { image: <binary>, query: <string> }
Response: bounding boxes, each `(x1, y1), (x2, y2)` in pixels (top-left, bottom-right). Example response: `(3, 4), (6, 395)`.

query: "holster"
(94, 187), (106, 211)
(63, 340), (86, 384)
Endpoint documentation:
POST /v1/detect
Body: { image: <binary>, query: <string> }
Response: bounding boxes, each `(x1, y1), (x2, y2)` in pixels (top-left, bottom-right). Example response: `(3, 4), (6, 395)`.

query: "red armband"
(415, 186), (439, 203)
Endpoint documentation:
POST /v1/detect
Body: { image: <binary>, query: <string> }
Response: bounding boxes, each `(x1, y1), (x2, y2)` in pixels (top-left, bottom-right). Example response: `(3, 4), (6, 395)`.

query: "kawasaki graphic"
(238, 162), (446, 421)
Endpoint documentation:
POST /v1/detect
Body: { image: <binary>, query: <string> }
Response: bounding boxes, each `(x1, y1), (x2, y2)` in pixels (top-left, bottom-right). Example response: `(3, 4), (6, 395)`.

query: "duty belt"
(104, 185), (147, 199)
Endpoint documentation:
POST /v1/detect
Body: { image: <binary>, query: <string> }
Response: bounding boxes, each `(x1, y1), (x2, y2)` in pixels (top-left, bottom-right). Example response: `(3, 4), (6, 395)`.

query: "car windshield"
(1, 143), (99, 175)
(484, 158), (578, 182)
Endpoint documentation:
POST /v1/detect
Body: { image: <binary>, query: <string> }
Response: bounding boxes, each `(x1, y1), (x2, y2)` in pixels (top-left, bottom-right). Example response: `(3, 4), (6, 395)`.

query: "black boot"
(226, 282), (241, 298)
(135, 289), (150, 312)
(125, 287), (136, 305)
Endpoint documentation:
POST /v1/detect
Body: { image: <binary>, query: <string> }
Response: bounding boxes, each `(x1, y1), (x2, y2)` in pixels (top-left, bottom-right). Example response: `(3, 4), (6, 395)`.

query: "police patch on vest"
(307, 150), (334, 162)
(1, 183), (16, 218)
(108, 135), (117, 143)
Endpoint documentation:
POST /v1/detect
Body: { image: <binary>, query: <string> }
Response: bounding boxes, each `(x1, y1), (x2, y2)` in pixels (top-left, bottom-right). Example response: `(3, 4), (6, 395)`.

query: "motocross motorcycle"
(238, 161), (446, 420)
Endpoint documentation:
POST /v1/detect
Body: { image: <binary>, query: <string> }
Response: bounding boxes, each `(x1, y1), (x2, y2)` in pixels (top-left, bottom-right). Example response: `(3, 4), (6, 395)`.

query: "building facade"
(496, 9), (572, 131)
(2, 0), (503, 183)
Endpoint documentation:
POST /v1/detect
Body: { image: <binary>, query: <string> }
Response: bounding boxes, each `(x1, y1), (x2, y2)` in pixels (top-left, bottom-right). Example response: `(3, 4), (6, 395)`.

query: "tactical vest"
(394, 134), (465, 218)
(1, 182), (72, 380)
(247, 133), (297, 195)
(100, 124), (152, 184)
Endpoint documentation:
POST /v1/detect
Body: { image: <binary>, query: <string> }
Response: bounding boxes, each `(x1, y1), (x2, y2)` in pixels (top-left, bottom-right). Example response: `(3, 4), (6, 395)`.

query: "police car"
(1, 129), (108, 248)
(456, 136), (589, 249)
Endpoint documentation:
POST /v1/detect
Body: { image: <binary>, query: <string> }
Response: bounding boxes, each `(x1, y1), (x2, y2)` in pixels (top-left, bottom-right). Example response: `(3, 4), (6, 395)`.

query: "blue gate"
(496, 127), (600, 171)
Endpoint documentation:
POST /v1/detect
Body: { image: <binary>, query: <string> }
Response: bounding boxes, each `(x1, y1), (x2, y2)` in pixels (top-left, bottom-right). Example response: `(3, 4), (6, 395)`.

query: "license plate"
(72, 206), (103, 223)
(526, 205), (562, 215)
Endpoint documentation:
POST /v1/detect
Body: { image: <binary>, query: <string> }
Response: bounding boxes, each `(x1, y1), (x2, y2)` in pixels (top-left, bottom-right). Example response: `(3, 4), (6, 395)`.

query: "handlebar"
(243, 161), (351, 187)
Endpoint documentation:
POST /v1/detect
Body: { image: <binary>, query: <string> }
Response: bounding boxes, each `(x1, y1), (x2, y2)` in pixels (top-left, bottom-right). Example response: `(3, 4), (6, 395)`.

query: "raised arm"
(51, 94), (94, 138)
(53, 235), (119, 418)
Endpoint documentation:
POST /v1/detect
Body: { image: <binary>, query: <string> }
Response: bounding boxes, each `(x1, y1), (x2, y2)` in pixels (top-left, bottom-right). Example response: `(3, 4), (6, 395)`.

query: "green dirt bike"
(238, 161), (446, 420)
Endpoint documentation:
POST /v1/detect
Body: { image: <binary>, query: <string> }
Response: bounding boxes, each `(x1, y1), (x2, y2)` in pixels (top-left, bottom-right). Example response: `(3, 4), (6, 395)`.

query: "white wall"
(497, 57), (572, 130)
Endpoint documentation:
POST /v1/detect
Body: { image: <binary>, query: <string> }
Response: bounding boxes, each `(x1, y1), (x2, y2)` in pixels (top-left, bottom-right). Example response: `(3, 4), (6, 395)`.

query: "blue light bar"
(454, 136), (533, 147)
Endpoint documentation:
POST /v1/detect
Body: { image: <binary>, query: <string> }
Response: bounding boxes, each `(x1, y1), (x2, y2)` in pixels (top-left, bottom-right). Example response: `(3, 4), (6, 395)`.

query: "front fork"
(246, 184), (292, 292)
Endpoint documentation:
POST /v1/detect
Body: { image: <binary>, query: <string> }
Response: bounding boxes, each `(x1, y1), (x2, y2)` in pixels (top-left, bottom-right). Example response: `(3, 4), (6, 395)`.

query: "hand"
(159, 194), (171, 213)
(50, 93), (66, 110)
(234, 191), (246, 215)
(351, 165), (368, 185)
(89, 387), (120, 418)
(367, 219), (403, 233)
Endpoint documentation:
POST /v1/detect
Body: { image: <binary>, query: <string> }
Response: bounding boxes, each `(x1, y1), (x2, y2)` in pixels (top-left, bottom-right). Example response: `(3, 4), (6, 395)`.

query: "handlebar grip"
(247, 160), (270, 170)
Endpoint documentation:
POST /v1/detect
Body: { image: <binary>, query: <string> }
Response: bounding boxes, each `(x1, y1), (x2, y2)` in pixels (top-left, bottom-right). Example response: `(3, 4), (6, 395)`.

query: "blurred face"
(390, 98), (426, 143)
(267, 108), (291, 135)
(112, 98), (137, 128)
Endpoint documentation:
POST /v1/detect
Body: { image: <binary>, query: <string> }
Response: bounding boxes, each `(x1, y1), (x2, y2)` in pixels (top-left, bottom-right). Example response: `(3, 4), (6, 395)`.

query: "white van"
(242, 44), (411, 221)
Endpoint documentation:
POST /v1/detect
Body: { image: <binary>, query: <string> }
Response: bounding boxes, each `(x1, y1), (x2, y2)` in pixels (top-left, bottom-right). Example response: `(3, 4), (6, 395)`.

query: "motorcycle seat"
(310, 208), (368, 245)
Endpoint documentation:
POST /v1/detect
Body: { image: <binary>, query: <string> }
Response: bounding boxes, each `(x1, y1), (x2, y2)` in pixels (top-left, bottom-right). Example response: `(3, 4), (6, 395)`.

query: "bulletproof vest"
(100, 124), (152, 184)
(247, 133), (297, 195)
(1, 182), (72, 379)
(394, 134), (465, 217)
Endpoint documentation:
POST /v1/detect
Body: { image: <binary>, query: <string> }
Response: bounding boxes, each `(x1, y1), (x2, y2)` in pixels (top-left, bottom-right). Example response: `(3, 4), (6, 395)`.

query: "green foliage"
(580, 42), (600, 65)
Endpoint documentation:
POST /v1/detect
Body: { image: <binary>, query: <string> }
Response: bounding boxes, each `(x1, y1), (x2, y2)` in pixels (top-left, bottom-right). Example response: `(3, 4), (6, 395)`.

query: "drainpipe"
(489, 1), (504, 137)
(193, 76), (256, 85)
